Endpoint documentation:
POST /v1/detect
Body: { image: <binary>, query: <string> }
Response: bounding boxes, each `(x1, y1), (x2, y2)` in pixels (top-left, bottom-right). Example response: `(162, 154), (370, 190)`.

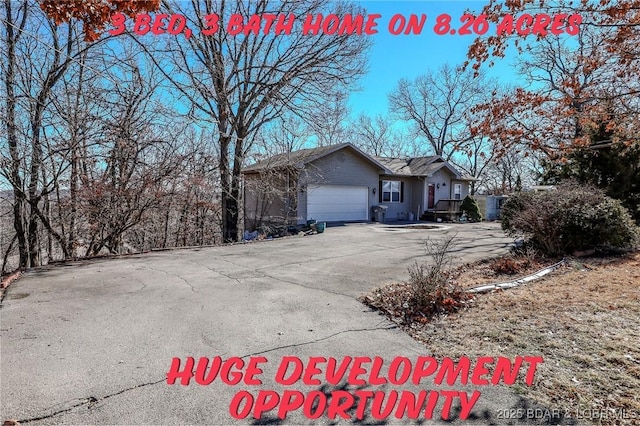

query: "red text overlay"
(110, 13), (581, 39)
(165, 355), (543, 421)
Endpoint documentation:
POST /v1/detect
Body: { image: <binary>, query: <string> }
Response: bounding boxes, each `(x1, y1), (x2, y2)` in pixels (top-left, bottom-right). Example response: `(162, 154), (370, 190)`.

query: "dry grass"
(406, 253), (640, 425)
(452, 253), (567, 289)
(414, 254), (640, 424)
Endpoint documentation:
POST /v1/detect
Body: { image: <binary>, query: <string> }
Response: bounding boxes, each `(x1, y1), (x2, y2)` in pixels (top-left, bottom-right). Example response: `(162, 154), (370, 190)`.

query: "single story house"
(243, 143), (474, 229)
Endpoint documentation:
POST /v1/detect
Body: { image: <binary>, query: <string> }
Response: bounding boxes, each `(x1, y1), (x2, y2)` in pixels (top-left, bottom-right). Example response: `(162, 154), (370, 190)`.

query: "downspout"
(241, 174), (245, 236)
(285, 170), (290, 224)
(417, 176), (424, 220)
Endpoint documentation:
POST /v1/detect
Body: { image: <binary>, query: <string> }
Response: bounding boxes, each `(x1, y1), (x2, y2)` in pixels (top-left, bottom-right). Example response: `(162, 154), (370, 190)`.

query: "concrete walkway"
(1, 222), (531, 424)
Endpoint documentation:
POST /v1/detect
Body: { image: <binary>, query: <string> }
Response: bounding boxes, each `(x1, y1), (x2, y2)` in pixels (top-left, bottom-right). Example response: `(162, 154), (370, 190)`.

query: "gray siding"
(297, 190), (307, 224)
(244, 172), (298, 230)
(298, 148), (380, 223)
(378, 176), (419, 221)
(452, 179), (471, 200)
(423, 169), (471, 209)
(410, 178), (424, 219)
(244, 174), (262, 229)
(427, 169), (452, 203)
(244, 145), (473, 225)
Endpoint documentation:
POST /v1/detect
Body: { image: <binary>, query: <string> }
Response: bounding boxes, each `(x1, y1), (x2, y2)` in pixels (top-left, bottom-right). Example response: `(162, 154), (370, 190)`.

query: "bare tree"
(1, 0), (98, 266)
(389, 64), (493, 159)
(1, 1), (247, 269)
(352, 113), (407, 157)
(481, 150), (540, 195)
(260, 113), (311, 155)
(78, 54), (179, 255)
(2, 0), (28, 267)
(304, 89), (352, 147)
(139, 0), (371, 242)
(448, 106), (502, 195)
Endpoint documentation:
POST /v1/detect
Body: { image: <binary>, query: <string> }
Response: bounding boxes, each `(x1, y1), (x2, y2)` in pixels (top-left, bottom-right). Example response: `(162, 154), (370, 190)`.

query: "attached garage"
(306, 185), (369, 222)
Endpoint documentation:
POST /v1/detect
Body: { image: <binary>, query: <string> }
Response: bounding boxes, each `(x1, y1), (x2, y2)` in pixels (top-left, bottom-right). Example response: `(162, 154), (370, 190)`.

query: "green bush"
(501, 184), (639, 256)
(460, 195), (482, 221)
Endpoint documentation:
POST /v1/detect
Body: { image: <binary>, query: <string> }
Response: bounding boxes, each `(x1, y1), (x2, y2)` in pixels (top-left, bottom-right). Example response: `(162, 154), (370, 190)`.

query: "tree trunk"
(226, 133), (245, 243)
(27, 92), (48, 267)
(219, 143), (234, 242)
(3, 0), (28, 268)
(2, 234), (18, 275)
(68, 145), (78, 257)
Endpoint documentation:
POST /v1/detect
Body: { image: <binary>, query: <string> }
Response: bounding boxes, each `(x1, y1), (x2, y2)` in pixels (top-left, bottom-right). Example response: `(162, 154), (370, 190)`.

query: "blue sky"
(350, 1), (519, 117)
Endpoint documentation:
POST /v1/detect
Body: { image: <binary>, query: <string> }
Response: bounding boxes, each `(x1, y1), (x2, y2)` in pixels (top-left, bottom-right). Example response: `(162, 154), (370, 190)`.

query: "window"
(382, 180), (401, 203)
(454, 184), (462, 200)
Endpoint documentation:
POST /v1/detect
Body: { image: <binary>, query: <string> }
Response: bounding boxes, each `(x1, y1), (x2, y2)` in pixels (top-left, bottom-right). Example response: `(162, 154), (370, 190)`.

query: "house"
(243, 143), (474, 229)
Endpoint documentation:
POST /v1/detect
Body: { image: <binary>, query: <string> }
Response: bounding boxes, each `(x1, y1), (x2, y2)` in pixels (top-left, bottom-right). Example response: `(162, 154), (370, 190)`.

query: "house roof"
(374, 156), (441, 176)
(374, 155), (474, 180)
(243, 143), (390, 174)
(243, 143), (475, 181)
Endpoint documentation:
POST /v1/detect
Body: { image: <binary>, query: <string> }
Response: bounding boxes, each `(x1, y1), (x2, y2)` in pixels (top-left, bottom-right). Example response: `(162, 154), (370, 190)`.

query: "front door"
(428, 184), (435, 209)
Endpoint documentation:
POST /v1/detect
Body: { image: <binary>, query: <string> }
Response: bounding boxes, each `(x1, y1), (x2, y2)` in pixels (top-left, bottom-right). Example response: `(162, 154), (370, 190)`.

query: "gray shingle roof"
(243, 143), (349, 173)
(243, 143), (388, 173)
(243, 143), (475, 180)
(374, 156), (445, 176)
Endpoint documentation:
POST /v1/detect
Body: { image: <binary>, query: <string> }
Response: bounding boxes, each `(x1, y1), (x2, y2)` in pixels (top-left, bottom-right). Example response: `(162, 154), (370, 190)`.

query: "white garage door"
(307, 185), (369, 222)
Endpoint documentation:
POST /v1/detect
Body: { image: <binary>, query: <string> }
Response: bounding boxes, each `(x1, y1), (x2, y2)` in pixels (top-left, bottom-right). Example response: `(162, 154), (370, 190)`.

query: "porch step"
(420, 210), (462, 222)
(420, 211), (436, 222)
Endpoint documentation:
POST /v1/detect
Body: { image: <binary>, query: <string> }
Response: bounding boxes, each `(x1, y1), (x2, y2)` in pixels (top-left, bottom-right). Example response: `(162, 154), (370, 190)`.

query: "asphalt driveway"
(1, 222), (528, 424)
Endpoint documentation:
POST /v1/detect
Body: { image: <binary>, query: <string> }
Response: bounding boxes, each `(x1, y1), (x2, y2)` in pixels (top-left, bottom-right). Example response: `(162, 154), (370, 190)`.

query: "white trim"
(307, 184), (369, 222)
(381, 180), (401, 203)
(453, 183), (462, 200)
